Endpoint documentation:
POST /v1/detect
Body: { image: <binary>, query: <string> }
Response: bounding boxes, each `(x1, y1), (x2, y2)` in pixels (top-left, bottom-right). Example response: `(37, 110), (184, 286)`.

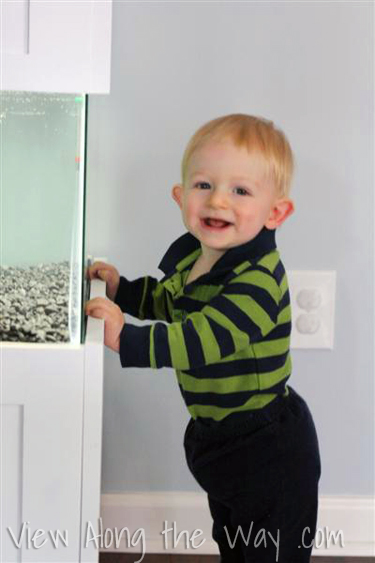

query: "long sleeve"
(119, 267), (281, 370)
(114, 275), (173, 321)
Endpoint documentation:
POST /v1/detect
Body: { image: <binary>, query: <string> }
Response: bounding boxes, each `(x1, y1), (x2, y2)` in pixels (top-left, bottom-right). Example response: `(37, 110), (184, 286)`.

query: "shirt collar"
(158, 226), (277, 276)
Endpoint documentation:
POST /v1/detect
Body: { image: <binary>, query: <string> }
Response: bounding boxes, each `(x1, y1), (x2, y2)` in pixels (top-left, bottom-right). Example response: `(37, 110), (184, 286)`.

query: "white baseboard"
(97, 492), (375, 559)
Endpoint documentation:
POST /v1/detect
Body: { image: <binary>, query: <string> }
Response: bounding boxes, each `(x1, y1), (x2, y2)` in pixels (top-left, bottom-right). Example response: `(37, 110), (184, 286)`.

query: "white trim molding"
(97, 493), (375, 559)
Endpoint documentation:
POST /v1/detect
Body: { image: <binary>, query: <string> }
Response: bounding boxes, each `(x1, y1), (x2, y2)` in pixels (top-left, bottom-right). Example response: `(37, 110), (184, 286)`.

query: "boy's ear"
(265, 198), (295, 229)
(171, 184), (184, 209)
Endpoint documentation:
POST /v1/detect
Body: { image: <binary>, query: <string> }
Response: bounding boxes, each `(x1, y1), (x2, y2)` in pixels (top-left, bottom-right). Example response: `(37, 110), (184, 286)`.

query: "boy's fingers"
(92, 261), (108, 269)
(97, 269), (110, 281)
(87, 307), (105, 320)
(88, 262), (110, 280)
(85, 297), (121, 319)
(86, 296), (107, 305)
(86, 304), (110, 321)
(87, 267), (96, 280)
(85, 297), (108, 314)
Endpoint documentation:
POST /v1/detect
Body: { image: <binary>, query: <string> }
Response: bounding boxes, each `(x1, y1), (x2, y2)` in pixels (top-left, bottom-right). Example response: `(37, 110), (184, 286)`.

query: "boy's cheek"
(184, 200), (200, 221)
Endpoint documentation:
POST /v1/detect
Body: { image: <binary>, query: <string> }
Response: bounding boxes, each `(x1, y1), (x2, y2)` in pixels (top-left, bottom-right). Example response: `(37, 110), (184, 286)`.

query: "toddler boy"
(86, 114), (321, 562)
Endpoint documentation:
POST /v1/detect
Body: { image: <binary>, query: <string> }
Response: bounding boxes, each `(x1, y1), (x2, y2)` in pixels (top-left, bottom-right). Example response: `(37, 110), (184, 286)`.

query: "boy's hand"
(87, 261), (120, 301)
(85, 297), (124, 353)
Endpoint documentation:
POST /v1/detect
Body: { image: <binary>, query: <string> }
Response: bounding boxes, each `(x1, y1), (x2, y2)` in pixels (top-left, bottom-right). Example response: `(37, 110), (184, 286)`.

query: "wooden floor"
(100, 554), (375, 562)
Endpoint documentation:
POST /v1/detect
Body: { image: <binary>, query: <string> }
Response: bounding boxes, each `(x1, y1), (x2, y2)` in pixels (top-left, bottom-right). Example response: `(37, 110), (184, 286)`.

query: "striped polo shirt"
(116, 226), (292, 421)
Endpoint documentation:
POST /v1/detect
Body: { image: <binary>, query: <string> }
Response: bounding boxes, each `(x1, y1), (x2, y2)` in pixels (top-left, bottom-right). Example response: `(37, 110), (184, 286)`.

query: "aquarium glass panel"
(0, 91), (87, 344)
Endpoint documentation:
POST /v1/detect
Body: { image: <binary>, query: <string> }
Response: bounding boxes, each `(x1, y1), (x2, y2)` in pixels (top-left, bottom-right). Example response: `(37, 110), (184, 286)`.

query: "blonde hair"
(181, 114), (294, 197)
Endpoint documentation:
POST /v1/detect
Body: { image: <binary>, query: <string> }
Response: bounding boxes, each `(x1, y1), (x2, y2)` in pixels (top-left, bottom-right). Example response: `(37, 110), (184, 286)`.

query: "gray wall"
(86, 1), (374, 496)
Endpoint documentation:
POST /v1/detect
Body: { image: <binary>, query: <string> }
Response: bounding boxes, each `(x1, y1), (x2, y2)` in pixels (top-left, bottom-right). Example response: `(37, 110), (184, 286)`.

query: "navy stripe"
(224, 283), (279, 322)
(119, 324), (152, 368)
(263, 322), (291, 341)
(272, 260), (285, 284)
(256, 376), (290, 396)
(116, 277), (154, 318)
(165, 293), (174, 322)
(184, 276), (225, 292)
(158, 232), (200, 274)
(161, 290), (173, 322)
(174, 296), (206, 313)
(224, 269), (246, 283)
(153, 322), (172, 368)
(183, 351), (289, 378)
(252, 264), (275, 277)
(182, 319), (206, 368)
(206, 316), (236, 358)
(279, 289), (290, 309)
(257, 351), (289, 372)
(213, 296), (263, 342)
(182, 388), (257, 408)
(180, 376), (290, 408)
(159, 228), (276, 276)
(184, 358), (258, 378)
(159, 269), (177, 284)
(144, 278), (158, 318)
(269, 375), (291, 393)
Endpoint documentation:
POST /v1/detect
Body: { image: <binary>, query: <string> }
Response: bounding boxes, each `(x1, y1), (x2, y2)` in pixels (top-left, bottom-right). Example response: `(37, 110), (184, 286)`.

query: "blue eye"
(195, 182), (211, 190)
(234, 187), (249, 196)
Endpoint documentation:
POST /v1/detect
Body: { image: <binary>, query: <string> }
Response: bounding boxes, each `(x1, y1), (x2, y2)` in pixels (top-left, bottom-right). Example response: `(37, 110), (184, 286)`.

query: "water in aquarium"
(0, 91), (87, 344)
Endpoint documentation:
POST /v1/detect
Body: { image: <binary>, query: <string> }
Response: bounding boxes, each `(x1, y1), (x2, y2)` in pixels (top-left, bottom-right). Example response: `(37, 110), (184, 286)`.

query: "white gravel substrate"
(1, 261), (73, 343)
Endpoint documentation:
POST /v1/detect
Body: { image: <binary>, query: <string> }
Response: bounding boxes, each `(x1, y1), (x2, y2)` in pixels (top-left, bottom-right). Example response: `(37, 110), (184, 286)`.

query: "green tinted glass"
(0, 91), (87, 345)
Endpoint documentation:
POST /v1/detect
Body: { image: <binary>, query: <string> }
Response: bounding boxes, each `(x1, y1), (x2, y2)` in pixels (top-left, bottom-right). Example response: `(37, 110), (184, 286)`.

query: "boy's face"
(172, 139), (294, 257)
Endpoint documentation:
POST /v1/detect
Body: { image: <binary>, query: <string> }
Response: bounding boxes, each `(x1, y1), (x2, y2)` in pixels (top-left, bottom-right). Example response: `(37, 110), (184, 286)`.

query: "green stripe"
(280, 273), (289, 296)
(179, 358), (289, 394)
(233, 260), (252, 275)
(149, 325), (156, 368)
(166, 293), (174, 319)
(278, 304), (291, 323)
(176, 333), (288, 365)
(207, 344), (254, 363)
(229, 270), (280, 303)
(204, 306), (250, 352)
(179, 369), (259, 394)
(252, 337), (289, 358)
(188, 393), (280, 421)
(186, 284), (223, 302)
(152, 281), (168, 319)
(176, 248), (201, 271)
(167, 322), (190, 369)
(257, 250), (280, 272)
(259, 353), (292, 390)
(225, 294), (275, 336)
(139, 277), (149, 319)
(188, 312), (221, 364)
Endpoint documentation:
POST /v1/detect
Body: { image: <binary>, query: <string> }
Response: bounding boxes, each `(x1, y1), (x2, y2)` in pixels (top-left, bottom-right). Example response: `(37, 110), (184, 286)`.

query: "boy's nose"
(207, 189), (229, 209)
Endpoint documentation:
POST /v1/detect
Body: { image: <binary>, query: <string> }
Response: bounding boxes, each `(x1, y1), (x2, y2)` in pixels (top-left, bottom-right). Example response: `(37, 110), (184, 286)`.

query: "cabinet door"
(1, 345), (85, 562)
(1, 0), (112, 93)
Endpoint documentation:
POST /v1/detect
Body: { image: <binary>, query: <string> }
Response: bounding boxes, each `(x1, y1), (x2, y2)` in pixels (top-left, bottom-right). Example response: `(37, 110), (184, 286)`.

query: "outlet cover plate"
(287, 270), (336, 349)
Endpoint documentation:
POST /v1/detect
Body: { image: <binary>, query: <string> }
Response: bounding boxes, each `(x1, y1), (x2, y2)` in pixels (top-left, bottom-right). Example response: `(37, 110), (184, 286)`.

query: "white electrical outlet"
(287, 271), (336, 349)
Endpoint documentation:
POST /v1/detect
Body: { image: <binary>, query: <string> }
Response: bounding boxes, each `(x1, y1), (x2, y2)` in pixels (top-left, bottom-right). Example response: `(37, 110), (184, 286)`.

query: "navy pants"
(184, 386), (321, 563)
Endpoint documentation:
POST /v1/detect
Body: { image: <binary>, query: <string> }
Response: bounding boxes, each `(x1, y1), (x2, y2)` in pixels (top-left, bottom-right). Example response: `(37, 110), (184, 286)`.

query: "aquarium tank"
(0, 91), (88, 345)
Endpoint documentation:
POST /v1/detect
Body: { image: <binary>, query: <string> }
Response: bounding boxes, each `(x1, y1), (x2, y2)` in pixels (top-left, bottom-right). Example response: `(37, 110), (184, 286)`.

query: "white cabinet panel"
(1, 405), (23, 563)
(0, 280), (105, 563)
(1, 346), (85, 562)
(1, 0), (112, 93)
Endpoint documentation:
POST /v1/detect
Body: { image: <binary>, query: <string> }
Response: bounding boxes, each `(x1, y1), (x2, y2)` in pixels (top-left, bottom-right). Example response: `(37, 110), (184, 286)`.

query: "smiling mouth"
(202, 218), (232, 228)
